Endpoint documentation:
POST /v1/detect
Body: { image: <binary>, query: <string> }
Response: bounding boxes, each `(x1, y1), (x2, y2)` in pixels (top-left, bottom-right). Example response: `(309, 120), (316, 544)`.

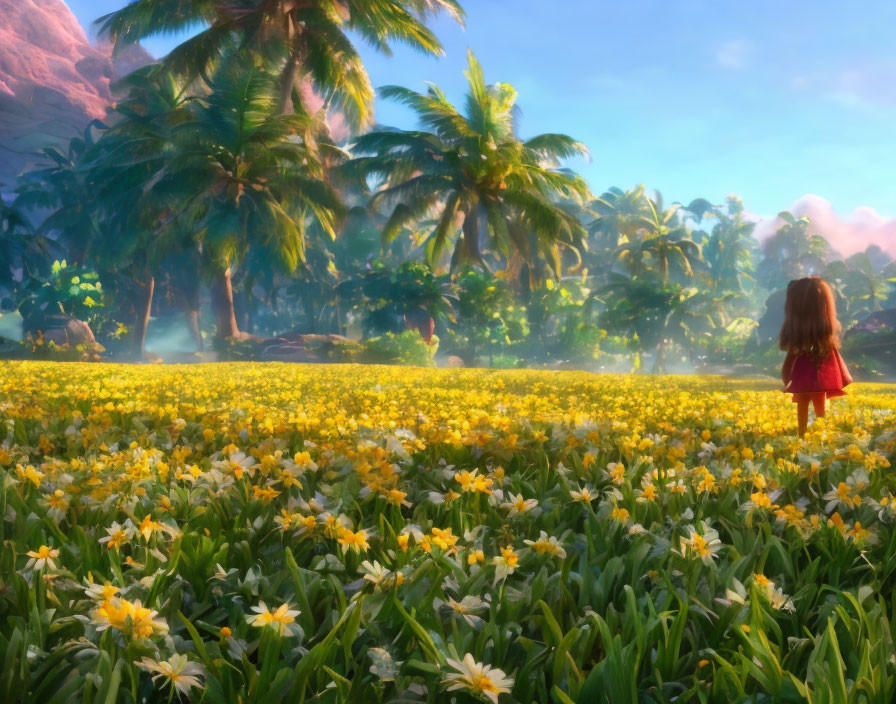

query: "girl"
(780, 276), (853, 437)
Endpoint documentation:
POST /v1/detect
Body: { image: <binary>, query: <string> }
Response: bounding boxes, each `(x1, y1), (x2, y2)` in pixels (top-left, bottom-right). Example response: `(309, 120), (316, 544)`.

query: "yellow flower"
(607, 462), (625, 484)
(17, 464), (44, 487)
(753, 573), (772, 589)
(92, 598), (168, 640)
(337, 527), (370, 553)
(608, 502), (627, 521)
(137, 515), (162, 541)
(252, 484), (281, 502)
(429, 527), (459, 552)
(454, 469), (478, 492)
(25, 545), (59, 571)
(493, 546), (519, 581)
(467, 549), (485, 565)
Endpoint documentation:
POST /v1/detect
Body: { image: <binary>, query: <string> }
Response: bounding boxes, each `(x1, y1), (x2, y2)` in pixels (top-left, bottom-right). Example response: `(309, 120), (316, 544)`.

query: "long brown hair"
(779, 276), (841, 359)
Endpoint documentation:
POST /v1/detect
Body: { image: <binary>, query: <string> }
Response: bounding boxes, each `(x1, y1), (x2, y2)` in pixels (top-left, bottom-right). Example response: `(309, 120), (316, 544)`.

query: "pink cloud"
(297, 81), (352, 143)
(753, 194), (896, 259)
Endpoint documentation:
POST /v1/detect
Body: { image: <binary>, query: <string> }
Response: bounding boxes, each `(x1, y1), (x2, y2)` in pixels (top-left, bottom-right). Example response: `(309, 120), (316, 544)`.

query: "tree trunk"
(278, 52), (301, 114)
(185, 309), (203, 351)
(182, 259), (203, 351)
(212, 267), (240, 339)
(653, 339), (667, 374)
(301, 287), (317, 334)
(134, 275), (154, 360)
(462, 206), (487, 269)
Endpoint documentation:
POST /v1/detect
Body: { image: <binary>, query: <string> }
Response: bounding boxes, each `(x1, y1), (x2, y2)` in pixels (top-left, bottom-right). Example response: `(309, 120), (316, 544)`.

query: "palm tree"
(587, 186), (657, 247)
(759, 212), (830, 291)
(611, 191), (703, 283)
(599, 275), (717, 373)
(344, 50), (590, 276)
(97, 0), (464, 122)
(616, 232), (703, 283)
(15, 122), (107, 266)
(825, 252), (896, 324)
(0, 197), (57, 306)
(151, 52), (344, 338)
(696, 197), (757, 295)
(89, 66), (194, 358)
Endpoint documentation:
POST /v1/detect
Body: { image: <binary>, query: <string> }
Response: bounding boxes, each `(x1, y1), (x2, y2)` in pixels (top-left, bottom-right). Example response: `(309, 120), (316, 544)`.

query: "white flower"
(676, 524), (722, 565)
(501, 493), (538, 517)
(570, 484), (596, 503)
(137, 654), (205, 694)
(246, 601), (301, 637)
(523, 531), (566, 558)
(98, 520), (135, 550)
(359, 561), (402, 590)
(436, 595), (488, 627)
(443, 653), (514, 704)
(83, 579), (121, 602)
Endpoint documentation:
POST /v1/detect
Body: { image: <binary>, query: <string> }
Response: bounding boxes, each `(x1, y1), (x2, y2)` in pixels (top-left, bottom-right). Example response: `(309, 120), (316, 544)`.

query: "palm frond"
(96, 0), (214, 49)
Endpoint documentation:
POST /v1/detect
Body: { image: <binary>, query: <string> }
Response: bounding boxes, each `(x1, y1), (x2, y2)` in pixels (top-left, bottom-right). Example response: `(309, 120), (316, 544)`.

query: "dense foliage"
(0, 3), (893, 372)
(1, 362), (896, 702)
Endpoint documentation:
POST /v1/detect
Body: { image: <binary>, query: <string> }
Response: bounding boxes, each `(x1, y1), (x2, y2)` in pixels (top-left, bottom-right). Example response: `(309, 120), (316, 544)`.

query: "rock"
(23, 313), (95, 347)
(258, 334), (360, 363)
(0, 0), (153, 190)
(438, 355), (465, 368)
(275, 333), (355, 346)
(259, 344), (324, 363)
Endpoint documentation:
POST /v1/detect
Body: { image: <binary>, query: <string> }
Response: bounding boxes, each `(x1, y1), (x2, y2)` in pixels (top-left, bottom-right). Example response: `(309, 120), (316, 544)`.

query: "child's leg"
(812, 393), (826, 419)
(795, 394), (811, 437)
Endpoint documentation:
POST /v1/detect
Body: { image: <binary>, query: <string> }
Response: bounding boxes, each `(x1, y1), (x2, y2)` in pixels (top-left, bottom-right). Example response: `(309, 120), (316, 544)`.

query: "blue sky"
(69, 0), (896, 220)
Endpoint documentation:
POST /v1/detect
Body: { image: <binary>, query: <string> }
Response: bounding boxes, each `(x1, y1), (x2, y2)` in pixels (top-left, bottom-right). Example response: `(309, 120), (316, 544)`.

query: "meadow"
(1, 361), (895, 703)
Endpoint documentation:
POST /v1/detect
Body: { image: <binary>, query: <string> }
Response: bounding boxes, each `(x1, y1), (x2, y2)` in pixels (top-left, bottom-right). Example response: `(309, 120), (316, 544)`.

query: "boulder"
(258, 334), (359, 363)
(23, 313), (94, 347)
(438, 355), (465, 368)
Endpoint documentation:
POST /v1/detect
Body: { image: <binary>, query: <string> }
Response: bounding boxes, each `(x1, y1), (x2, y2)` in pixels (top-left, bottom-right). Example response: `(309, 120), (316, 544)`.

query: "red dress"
(782, 348), (852, 401)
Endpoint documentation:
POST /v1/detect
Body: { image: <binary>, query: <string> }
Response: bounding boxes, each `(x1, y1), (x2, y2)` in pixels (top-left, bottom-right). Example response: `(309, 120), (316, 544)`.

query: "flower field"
(1, 362), (896, 703)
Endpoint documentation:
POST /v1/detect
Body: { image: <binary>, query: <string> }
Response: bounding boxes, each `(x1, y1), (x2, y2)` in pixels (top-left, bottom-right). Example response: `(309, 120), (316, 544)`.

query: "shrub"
(362, 330), (437, 366)
(22, 332), (104, 362)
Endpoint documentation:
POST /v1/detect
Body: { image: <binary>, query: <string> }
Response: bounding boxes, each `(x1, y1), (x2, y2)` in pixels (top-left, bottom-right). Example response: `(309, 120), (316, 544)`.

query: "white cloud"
(715, 40), (754, 70)
(753, 194), (896, 258)
(787, 61), (896, 110)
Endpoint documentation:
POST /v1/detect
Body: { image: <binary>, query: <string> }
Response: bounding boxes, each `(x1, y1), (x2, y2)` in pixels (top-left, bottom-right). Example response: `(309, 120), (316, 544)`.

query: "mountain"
(0, 0), (153, 192)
